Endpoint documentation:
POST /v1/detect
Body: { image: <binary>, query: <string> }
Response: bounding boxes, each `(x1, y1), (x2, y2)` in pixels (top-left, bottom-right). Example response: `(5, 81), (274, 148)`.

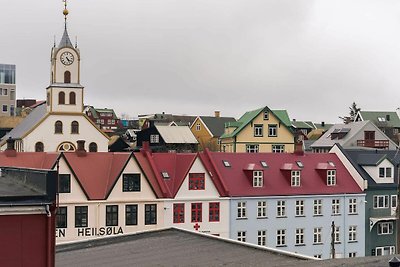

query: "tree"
(339, 102), (361, 124)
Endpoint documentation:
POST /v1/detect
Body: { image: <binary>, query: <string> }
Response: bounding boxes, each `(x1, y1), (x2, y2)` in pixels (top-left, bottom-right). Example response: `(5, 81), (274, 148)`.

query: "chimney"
(321, 121), (325, 127)
(294, 141), (304, 156)
(5, 137), (16, 157)
(140, 141), (152, 155)
(387, 115), (391, 121)
(76, 140), (87, 157)
(215, 111), (220, 118)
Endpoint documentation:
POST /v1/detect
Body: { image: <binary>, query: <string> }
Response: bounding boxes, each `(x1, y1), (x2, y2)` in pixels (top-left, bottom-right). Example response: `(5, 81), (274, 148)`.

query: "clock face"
(60, 51), (74, 65)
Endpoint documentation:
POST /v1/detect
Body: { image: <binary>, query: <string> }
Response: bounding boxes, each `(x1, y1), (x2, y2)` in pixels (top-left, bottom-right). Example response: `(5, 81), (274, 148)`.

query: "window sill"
(236, 217), (248, 220)
(295, 244), (306, 247)
(295, 215), (306, 218)
(276, 216), (287, 218)
(331, 214), (341, 216)
(257, 217), (268, 219)
(313, 214), (323, 217)
(313, 243), (323, 246)
(276, 245), (287, 248)
(348, 213), (358, 215)
(348, 241), (358, 243)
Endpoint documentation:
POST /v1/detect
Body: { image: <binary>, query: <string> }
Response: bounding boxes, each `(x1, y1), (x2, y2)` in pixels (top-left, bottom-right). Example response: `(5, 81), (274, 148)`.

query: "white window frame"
(291, 170), (301, 187)
(253, 171), (263, 187)
(332, 199), (340, 215)
(295, 228), (305, 245)
(348, 252), (357, 258)
(391, 195), (398, 209)
(263, 111), (269, 120)
(2, 104), (7, 113)
(268, 124), (277, 137)
(257, 230), (267, 246)
(348, 198), (357, 215)
(237, 202), (247, 219)
(377, 222), (393, 235)
(327, 170), (336, 186)
(237, 231), (246, 242)
(196, 123), (201, 131)
(272, 145), (285, 153)
(313, 199), (322, 216)
(334, 226), (340, 243)
(295, 200), (304, 217)
(150, 134), (159, 143)
(313, 227), (322, 244)
(257, 201), (267, 218)
(379, 167), (392, 178)
(254, 124), (263, 137)
(374, 195), (389, 209)
(376, 246), (395, 256)
(276, 229), (286, 246)
(348, 225), (357, 242)
(277, 200), (286, 217)
(246, 144), (259, 153)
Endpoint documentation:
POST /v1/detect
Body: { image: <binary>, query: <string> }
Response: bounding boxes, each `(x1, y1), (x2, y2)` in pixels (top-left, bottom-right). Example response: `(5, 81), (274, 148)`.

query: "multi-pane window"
(379, 167), (392, 178)
(253, 171), (263, 187)
(106, 205), (118, 226)
(276, 229), (286, 246)
(268, 125), (277, 137)
(191, 203), (202, 222)
(150, 134), (159, 143)
(258, 230), (266, 246)
(122, 174), (141, 192)
(391, 195), (398, 209)
(237, 231), (246, 242)
(295, 228), (305, 245)
(348, 225), (357, 242)
(257, 201), (267, 218)
(35, 142), (44, 152)
(2, 105), (7, 112)
(332, 199), (340, 215)
(145, 204), (157, 225)
(55, 120), (63, 134)
(209, 202), (220, 222)
(378, 222), (393, 235)
(313, 227), (322, 244)
(295, 200), (305, 216)
(56, 207), (67, 228)
(313, 199), (322, 216)
(291, 171), (301, 187)
(327, 170), (336, 186)
(125, 204), (138, 225)
(348, 252), (357, 258)
(89, 142), (98, 152)
(272, 145), (285, 153)
(254, 124), (263, 137)
(75, 206), (88, 227)
(374, 195), (389, 209)
(173, 203), (185, 224)
(71, 121), (79, 134)
(376, 246), (395, 256)
(189, 173), (205, 190)
(237, 202), (247, 219)
(334, 226), (340, 243)
(277, 200), (286, 217)
(59, 174), (71, 193)
(246, 144), (259, 153)
(348, 198), (357, 214)
(263, 111), (269, 120)
(196, 123), (201, 131)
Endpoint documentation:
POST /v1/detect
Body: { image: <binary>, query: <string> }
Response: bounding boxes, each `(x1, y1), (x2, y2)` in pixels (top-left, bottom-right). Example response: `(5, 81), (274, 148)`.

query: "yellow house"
(219, 106), (295, 153)
(190, 111), (236, 151)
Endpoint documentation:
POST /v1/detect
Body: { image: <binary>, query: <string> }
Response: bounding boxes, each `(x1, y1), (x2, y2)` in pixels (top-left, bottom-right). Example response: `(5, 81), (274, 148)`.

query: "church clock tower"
(47, 0), (83, 114)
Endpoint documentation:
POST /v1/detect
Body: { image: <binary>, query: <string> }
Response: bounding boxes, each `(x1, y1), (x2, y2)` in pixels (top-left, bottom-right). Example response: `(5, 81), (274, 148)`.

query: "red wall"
(0, 213), (55, 267)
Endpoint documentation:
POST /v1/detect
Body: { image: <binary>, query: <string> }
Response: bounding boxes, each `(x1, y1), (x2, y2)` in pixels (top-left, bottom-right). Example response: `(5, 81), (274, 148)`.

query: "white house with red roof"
(141, 151), (231, 237)
(201, 150), (366, 259)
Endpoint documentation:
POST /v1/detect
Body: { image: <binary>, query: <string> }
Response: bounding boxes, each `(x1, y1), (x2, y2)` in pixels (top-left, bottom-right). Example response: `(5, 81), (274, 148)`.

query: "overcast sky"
(2, 0), (400, 123)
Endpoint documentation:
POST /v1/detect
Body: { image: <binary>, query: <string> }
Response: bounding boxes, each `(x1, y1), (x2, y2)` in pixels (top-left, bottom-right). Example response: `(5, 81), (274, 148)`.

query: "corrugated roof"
(155, 125), (198, 144)
(0, 152), (59, 169)
(199, 116), (236, 137)
(202, 151), (362, 197)
(358, 111), (400, 128)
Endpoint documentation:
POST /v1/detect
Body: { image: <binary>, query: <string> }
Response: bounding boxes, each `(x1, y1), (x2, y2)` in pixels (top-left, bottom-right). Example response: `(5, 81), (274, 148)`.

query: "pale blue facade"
(230, 194), (366, 259)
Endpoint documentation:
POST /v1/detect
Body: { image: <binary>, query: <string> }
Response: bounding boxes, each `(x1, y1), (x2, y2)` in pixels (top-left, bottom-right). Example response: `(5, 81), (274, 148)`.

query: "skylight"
(328, 161), (335, 167)
(260, 161), (268, 168)
(222, 160), (231, 167)
(161, 171), (170, 179)
(296, 161), (304, 168)
(378, 117), (386, 122)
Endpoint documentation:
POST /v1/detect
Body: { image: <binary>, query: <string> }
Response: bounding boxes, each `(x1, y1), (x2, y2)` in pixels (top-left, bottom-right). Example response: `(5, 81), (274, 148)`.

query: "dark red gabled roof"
(62, 152), (131, 200)
(201, 151), (362, 197)
(0, 152), (59, 170)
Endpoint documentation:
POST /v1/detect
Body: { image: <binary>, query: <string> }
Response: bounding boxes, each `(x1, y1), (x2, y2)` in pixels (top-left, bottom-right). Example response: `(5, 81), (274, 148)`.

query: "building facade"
(0, 64), (16, 117)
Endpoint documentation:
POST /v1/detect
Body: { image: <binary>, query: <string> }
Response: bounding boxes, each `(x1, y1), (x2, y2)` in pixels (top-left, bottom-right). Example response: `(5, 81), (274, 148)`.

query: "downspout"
(234, 136), (237, 153)
(46, 204), (53, 267)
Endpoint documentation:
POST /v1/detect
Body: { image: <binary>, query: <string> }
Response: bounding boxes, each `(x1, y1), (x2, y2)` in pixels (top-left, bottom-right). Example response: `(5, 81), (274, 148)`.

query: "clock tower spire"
(47, 0), (83, 114)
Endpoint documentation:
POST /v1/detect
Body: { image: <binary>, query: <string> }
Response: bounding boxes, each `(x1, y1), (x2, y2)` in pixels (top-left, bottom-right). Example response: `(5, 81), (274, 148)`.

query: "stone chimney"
(5, 137), (16, 157)
(214, 111), (220, 118)
(76, 140), (87, 157)
(294, 140), (304, 156)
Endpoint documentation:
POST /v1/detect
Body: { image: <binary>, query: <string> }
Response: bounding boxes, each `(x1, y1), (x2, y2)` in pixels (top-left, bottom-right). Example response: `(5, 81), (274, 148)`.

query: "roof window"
(161, 171), (170, 179)
(222, 160), (231, 167)
(296, 161), (304, 168)
(260, 161), (268, 168)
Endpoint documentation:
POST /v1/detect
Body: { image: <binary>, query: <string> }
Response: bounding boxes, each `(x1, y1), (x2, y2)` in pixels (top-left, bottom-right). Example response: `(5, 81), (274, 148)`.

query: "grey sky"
(1, 0), (400, 123)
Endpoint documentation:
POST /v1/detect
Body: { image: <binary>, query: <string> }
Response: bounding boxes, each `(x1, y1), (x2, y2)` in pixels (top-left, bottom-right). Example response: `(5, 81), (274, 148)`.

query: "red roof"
(201, 151), (362, 197)
(0, 152), (59, 169)
(62, 152), (131, 200)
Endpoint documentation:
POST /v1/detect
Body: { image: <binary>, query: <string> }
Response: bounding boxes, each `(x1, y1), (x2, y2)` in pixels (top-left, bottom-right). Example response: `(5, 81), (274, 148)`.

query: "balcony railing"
(357, 139), (389, 149)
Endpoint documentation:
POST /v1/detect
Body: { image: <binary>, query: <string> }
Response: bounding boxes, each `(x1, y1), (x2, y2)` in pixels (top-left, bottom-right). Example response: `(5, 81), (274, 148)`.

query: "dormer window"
(291, 170), (301, 187)
(327, 170), (336, 186)
(253, 171), (263, 187)
(379, 167), (392, 178)
(189, 173), (205, 190)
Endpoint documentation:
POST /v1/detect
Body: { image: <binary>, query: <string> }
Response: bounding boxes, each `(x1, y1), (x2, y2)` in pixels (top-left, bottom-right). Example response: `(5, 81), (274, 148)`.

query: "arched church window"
(69, 92), (76, 105)
(64, 71), (71, 83)
(35, 142), (44, 152)
(89, 142), (98, 152)
(55, 120), (63, 134)
(59, 92), (65, 104)
(71, 121), (79, 134)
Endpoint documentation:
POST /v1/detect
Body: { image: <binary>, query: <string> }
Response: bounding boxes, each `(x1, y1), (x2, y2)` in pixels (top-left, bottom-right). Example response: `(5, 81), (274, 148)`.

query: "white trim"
(0, 206), (47, 215)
